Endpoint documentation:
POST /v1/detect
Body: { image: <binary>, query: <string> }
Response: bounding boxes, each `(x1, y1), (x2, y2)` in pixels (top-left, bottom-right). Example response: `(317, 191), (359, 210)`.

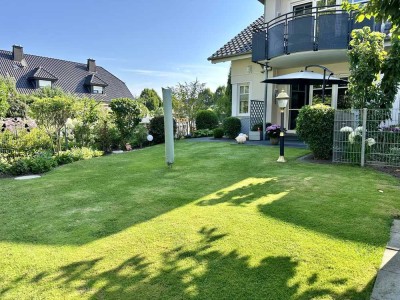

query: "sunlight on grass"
(0, 141), (398, 299)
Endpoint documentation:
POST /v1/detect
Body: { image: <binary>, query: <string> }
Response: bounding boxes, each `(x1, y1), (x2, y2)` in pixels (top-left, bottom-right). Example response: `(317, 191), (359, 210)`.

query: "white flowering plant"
(235, 133), (248, 144)
(339, 125), (376, 163)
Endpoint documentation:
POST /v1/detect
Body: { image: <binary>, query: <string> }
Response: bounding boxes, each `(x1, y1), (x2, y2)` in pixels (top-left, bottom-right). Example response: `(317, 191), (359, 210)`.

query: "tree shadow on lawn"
(196, 176), (392, 247)
(2, 227), (373, 300)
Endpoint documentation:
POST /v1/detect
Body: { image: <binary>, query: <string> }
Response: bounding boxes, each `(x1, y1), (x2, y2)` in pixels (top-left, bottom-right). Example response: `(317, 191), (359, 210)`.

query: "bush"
(8, 158), (30, 176)
(192, 129), (213, 138)
(296, 104), (335, 159)
(131, 125), (148, 148)
(195, 110), (219, 130)
(223, 117), (242, 139)
(55, 151), (75, 165)
(149, 116), (177, 144)
(94, 120), (121, 152)
(28, 152), (57, 174)
(213, 128), (224, 138)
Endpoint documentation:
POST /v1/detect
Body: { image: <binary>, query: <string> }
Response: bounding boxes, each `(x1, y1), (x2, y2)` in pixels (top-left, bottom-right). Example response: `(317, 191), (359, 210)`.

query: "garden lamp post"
(276, 90), (289, 163)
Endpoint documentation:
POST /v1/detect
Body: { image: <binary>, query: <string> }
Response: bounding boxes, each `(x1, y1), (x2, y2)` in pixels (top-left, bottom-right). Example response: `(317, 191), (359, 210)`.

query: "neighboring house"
(0, 45), (133, 102)
(209, 0), (399, 134)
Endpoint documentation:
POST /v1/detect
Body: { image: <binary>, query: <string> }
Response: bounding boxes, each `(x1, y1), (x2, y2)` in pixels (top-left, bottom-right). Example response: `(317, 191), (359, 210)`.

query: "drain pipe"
(258, 62), (270, 140)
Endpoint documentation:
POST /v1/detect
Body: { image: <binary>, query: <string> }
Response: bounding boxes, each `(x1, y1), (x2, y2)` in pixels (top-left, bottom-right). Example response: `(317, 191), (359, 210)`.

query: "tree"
(139, 88), (161, 111)
(30, 96), (76, 152)
(74, 97), (100, 146)
(109, 98), (143, 144)
(0, 75), (17, 117)
(198, 88), (214, 108)
(172, 79), (206, 133)
(225, 66), (232, 114)
(213, 85), (231, 120)
(348, 27), (400, 113)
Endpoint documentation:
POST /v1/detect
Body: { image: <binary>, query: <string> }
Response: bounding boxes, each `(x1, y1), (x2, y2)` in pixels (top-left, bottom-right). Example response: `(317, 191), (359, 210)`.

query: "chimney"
(12, 45), (24, 62)
(87, 58), (96, 72)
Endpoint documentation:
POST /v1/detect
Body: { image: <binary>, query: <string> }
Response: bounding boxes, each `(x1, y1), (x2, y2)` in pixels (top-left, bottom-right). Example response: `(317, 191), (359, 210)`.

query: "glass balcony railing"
(252, 5), (391, 62)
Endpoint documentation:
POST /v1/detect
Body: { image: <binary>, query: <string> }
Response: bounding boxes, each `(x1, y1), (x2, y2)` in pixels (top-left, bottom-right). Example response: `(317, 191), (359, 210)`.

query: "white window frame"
(38, 80), (52, 88)
(237, 83), (250, 116)
(92, 86), (104, 94)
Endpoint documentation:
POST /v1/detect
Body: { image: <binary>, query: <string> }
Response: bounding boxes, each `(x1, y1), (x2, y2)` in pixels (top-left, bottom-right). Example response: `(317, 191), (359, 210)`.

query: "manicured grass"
(0, 141), (399, 299)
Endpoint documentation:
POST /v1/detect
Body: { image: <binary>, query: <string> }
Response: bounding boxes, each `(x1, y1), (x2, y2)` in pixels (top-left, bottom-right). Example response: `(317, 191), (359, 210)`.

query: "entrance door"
(288, 84), (309, 130)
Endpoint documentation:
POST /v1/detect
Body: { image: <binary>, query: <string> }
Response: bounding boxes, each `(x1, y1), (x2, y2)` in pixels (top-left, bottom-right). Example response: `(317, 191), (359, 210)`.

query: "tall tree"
(172, 79), (206, 133)
(225, 65), (232, 116)
(213, 85), (231, 120)
(30, 96), (76, 152)
(0, 75), (17, 117)
(198, 88), (214, 108)
(139, 88), (161, 111)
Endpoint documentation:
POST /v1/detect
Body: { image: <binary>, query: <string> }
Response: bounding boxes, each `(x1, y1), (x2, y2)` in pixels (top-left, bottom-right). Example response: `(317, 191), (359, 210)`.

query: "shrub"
(94, 120), (121, 152)
(223, 117), (242, 139)
(55, 151), (75, 165)
(149, 116), (177, 144)
(192, 129), (213, 138)
(195, 110), (219, 130)
(8, 158), (30, 176)
(296, 104), (335, 160)
(131, 125), (148, 148)
(28, 152), (57, 174)
(213, 128), (224, 138)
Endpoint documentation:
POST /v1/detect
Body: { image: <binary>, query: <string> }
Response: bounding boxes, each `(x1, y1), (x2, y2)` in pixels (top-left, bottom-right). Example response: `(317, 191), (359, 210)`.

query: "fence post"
(360, 108), (368, 167)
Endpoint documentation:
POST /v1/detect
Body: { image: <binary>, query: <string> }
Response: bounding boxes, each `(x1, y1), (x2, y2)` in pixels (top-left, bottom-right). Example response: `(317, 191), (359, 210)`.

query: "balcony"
(252, 5), (390, 64)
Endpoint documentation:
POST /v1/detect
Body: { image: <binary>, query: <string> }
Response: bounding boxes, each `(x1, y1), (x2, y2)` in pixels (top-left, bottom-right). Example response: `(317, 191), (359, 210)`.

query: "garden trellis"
(333, 108), (400, 167)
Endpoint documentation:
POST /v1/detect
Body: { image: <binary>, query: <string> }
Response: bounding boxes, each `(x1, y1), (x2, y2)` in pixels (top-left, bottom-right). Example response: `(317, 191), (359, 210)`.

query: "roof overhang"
(209, 53), (252, 64)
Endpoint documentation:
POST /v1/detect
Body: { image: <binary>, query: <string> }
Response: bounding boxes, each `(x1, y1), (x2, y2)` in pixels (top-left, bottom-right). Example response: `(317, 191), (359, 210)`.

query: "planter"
(270, 137), (279, 145)
(249, 131), (262, 141)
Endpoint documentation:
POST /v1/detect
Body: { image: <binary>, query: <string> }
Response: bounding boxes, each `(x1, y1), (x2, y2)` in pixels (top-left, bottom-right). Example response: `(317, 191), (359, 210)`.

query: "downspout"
(263, 65), (269, 140)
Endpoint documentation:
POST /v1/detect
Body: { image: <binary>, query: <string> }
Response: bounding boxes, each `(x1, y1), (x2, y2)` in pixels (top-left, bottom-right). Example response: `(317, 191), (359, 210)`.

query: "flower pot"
(270, 137), (279, 145)
(249, 131), (261, 141)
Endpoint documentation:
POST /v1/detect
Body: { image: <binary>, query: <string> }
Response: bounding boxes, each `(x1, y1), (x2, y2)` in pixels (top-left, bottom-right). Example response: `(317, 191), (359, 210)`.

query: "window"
(317, 0), (336, 7)
(38, 80), (52, 88)
(293, 2), (312, 16)
(239, 84), (249, 114)
(92, 86), (104, 94)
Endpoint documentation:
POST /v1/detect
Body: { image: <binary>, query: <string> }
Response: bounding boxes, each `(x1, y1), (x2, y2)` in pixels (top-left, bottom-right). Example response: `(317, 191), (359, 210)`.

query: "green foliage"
(28, 152), (57, 174)
(131, 125), (148, 148)
(110, 98), (142, 143)
(347, 27), (400, 118)
(213, 127), (224, 138)
(139, 88), (161, 111)
(192, 129), (214, 138)
(31, 86), (67, 99)
(222, 117), (242, 139)
(55, 151), (75, 165)
(8, 158), (30, 176)
(198, 88), (215, 108)
(93, 119), (121, 152)
(172, 79), (207, 132)
(30, 96), (76, 152)
(74, 98), (100, 147)
(195, 110), (219, 130)
(149, 115), (177, 144)
(296, 104), (335, 160)
(0, 75), (17, 117)
(6, 97), (28, 118)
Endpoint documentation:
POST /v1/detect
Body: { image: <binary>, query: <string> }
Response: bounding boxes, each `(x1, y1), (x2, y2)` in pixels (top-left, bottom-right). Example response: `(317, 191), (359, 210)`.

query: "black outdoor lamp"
(276, 90), (289, 163)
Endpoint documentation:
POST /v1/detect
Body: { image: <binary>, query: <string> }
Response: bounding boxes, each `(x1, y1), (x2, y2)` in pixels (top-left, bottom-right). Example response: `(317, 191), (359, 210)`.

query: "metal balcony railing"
(252, 4), (391, 62)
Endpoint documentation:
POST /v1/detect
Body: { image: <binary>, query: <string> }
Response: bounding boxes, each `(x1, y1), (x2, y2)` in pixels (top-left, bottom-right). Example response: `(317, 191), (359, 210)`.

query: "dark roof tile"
(0, 49), (133, 102)
(208, 15), (264, 61)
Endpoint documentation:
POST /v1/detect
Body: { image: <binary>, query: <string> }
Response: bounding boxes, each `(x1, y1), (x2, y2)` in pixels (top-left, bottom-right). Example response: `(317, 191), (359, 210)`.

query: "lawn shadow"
(196, 177), (283, 207)
(4, 227), (374, 299)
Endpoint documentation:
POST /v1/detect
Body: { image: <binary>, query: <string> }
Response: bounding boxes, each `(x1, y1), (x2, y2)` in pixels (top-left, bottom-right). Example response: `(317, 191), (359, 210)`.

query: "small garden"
(0, 141), (399, 299)
(0, 79), (174, 176)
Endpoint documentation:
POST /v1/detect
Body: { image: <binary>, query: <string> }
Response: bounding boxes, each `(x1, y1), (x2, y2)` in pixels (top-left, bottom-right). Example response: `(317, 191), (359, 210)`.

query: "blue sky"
(0, 0), (262, 97)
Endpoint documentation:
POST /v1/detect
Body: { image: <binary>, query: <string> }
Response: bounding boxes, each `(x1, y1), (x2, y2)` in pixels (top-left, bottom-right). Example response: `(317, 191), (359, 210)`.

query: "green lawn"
(0, 141), (399, 299)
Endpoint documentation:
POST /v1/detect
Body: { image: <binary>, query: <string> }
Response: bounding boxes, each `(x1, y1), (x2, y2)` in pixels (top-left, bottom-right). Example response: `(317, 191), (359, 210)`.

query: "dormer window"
(92, 86), (104, 94)
(38, 80), (52, 88)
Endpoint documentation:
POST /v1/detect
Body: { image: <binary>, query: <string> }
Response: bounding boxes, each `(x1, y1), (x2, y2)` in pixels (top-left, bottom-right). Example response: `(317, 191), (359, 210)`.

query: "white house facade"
(209, 0), (399, 134)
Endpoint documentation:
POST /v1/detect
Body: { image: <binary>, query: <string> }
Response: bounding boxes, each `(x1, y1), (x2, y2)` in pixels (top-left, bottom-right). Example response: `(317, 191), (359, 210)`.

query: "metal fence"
(333, 108), (400, 167)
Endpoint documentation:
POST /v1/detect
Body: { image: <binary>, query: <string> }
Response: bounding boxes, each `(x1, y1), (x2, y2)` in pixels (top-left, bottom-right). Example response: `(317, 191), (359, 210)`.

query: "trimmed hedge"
(223, 117), (242, 139)
(149, 116), (177, 144)
(195, 110), (219, 130)
(296, 104), (335, 160)
(213, 128), (224, 139)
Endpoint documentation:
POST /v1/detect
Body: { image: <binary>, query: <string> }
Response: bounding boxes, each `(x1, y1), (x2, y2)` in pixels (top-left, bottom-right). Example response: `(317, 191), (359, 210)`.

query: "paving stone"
(391, 220), (400, 234)
(112, 150), (124, 154)
(388, 232), (400, 250)
(14, 175), (41, 180)
(381, 251), (400, 275)
(371, 269), (400, 300)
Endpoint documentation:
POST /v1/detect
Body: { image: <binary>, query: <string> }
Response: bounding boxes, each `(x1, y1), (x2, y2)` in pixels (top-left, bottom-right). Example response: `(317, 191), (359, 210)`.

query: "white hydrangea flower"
(366, 138), (376, 146)
(355, 126), (364, 135)
(348, 132), (356, 144)
(340, 126), (353, 133)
